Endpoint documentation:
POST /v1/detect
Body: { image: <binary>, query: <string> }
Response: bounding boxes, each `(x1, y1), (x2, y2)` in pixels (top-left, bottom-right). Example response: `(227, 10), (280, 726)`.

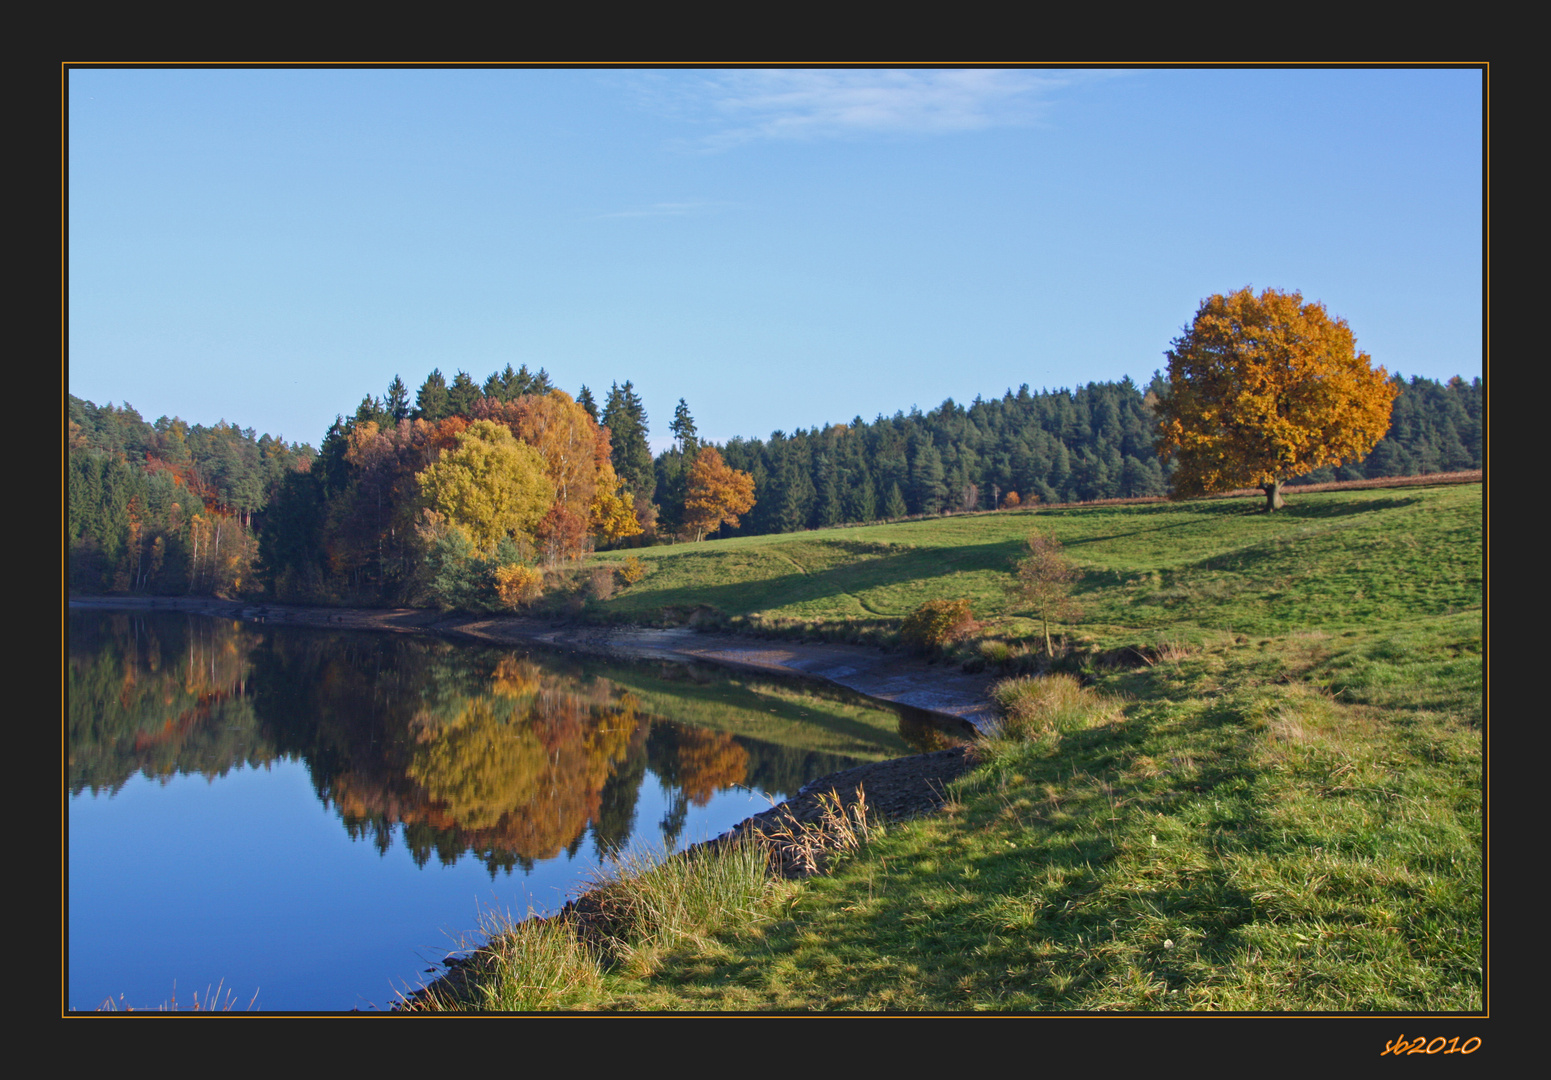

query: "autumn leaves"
(411, 392), (642, 566)
(417, 421), (553, 553)
(683, 447), (757, 543)
(416, 396), (757, 564)
(1156, 287), (1397, 512)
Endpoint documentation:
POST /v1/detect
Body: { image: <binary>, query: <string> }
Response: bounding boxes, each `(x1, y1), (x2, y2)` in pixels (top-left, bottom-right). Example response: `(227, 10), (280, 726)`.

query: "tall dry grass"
(989, 672), (1123, 742)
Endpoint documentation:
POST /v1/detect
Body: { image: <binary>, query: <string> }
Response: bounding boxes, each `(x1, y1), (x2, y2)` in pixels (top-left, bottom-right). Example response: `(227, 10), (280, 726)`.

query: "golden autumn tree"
(476, 391), (641, 561)
(507, 391), (597, 524)
(415, 420), (553, 551)
(588, 459), (644, 544)
(683, 446), (756, 542)
(1156, 287), (1398, 512)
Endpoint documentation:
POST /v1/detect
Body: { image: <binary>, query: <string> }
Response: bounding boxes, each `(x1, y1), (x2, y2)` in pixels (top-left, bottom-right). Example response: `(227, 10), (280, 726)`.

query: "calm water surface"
(67, 609), (952, 1011)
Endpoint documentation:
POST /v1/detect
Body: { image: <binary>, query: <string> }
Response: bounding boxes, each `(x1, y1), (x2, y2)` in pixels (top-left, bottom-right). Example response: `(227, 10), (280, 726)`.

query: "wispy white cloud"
(633, 69), (1091, 150)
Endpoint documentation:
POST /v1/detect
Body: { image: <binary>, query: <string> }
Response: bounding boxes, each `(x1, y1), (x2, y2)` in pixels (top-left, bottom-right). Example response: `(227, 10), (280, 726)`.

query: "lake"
(66, 608), (954, 1011)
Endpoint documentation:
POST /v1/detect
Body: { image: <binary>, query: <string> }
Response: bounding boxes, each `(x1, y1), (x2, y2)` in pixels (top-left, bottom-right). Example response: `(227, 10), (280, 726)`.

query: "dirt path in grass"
(67, 594), (1001, 733)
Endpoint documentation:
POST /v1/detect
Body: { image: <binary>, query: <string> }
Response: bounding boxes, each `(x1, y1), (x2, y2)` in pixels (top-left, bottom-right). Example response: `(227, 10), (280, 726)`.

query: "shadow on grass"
(1278, 496), (1421, 519)
(609, 540), (1033, 617)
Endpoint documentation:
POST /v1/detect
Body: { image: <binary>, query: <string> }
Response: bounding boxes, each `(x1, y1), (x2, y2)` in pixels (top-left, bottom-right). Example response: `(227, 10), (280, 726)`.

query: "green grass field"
(573, 485), (1481, 647)
(454, 482), (1483, 1012)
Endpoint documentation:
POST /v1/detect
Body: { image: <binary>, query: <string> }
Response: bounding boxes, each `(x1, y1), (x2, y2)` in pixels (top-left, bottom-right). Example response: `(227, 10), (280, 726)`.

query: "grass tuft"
(97, 979), (259, 1012)
(585, 840), (780, 975)
(989, 673), (1123, 742)
(759, 784), (885, 877)
(408, 839), (787, 1009)
(411, 908), (604, 1012)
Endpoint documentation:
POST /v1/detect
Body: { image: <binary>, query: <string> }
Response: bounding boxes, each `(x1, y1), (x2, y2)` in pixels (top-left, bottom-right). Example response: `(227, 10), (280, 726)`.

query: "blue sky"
(67, 67), (1483, 452)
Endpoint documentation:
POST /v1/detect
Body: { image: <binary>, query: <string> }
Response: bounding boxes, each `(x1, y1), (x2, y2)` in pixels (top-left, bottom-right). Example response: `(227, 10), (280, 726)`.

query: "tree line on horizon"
(654, 371), (1480, 539)
(67, 363), (1482, 602)
(68, 397), (315, 596)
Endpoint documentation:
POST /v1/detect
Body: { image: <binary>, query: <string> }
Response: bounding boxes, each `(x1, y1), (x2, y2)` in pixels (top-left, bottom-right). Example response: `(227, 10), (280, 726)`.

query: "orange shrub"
(900, 598), (978, 652)
(495, 564), (544, 608)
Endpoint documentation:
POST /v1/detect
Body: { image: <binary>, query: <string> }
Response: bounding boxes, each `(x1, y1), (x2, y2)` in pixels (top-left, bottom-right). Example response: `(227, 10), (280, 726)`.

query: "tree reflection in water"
(68, 609), (938, 874)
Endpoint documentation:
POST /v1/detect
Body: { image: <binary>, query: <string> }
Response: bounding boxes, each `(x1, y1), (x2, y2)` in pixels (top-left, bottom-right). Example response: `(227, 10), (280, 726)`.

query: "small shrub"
(619, 555), (648, 585)
(900, 598), (978, 653)
(1001, 491), (1021, 509)
(494, 564), (544, 608)
(588, 564), (617, 601)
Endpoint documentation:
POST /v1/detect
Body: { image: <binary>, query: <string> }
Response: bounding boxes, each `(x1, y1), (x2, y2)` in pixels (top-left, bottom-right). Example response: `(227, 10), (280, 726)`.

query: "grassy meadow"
(437, 482), (1482, 1012)
(569, 484), (1481, 647)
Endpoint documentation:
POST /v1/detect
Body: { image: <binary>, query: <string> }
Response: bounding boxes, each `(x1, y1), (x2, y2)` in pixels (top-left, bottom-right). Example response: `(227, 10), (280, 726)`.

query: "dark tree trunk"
(1262, 480), (1285, 512)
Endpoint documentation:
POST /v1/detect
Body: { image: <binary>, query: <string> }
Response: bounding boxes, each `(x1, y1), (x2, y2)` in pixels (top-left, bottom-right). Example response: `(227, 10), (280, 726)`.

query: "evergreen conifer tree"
(845, 470), (877, 522)
(815, 455), (842, 527)
(670, 399), (699, 455)
(483, 365), (519, 402)
(911, 440), (947, 514)
(448, 371), (482, 416)
(386, 376), (411, 423)
(353, 395), (389, 429)
(602, 381), (654, 500)
(416, 370), (451, 421)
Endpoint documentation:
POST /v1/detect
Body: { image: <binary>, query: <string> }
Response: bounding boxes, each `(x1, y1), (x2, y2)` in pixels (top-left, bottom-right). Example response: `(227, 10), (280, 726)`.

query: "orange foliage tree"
(683, 446), (756, 542)
(1156, 287), (1398, 512)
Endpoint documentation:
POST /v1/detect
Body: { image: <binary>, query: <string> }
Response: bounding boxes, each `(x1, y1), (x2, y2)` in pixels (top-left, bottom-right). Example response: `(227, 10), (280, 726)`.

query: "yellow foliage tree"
(509, 391), (597, 520)
(481, 391), (642, 555)
(683, 446), (756, 542)
(1156, 287), (1398, 511)
(588, 459), (644, 542)
(416, 420), (553, 551)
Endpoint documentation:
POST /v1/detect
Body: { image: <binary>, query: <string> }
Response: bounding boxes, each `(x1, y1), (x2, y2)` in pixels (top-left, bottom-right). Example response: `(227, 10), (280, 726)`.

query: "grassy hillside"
(443, 483), (1483, 1012)
(574, 484), (1481, 648)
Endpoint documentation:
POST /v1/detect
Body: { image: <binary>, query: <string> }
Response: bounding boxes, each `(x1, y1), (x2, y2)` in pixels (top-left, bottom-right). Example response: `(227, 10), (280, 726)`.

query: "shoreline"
(66, 594), (999, 734)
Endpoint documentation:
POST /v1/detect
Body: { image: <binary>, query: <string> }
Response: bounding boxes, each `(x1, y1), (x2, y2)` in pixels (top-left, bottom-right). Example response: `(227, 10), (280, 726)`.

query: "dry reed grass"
(757, 784), (884, 877)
